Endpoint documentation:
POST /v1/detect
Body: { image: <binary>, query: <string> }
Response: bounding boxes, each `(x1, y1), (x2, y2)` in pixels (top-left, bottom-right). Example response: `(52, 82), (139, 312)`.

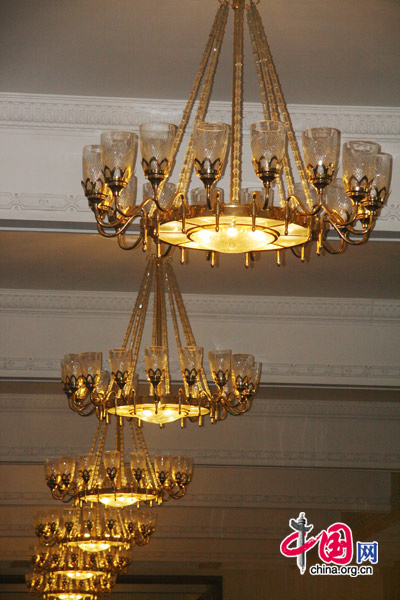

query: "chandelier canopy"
(81, 0), (392, 264)
(61, 256), (261, 425)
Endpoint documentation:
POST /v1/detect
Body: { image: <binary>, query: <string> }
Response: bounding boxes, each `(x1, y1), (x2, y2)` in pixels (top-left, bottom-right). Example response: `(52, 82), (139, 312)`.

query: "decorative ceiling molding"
(1, 356), (399, 386)
(1, 394), (399, 421)
(0, 443), (398, 470)
(1, 288), (399, 322)
(1, 93), (399, 138)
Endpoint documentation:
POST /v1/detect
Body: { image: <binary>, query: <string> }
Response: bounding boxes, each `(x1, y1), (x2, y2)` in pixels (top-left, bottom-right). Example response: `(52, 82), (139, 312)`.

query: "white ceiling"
(1, 0), (399, 106)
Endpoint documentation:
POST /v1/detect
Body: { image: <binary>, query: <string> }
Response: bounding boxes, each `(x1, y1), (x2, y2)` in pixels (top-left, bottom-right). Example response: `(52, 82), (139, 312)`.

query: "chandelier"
(28, 543), (131, 581)
(25, 544), (121, 600)
(81, 0), (392, 264)
(45, 414), (193, 508)
(61, 256), (261, 425)
(33, 504), (156, 552)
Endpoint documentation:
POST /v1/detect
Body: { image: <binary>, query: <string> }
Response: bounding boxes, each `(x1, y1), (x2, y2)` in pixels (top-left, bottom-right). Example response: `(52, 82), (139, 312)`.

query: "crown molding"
(0, 443), (397, 470)
(1, 93), (399, 138)
(1, 191), (399, 230)
(1, 357), (399, 386)
(0, 394), (398, 421)
(1, 288), (399, 322)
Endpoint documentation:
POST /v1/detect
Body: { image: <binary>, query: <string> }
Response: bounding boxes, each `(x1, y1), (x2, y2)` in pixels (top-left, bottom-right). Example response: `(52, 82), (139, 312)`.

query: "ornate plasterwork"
(1, 394), (399, 421)
(1, 356), (399, 385)
(0, 443), (398, 470)
(1, 93), (399, 137)
(1, 288), (399, 322)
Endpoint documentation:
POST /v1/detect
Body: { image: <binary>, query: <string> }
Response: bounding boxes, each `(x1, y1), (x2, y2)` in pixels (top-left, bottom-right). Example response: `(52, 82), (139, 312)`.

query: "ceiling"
(1, 0), (399, 106)
(0, 1), (399, 599)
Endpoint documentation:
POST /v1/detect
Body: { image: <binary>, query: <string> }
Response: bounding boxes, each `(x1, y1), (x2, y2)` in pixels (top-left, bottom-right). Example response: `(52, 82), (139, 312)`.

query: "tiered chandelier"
(26, 544), (120, 600)
(81, 0), (392, 265)
(61, 256), (261, 425)
(45, 414), (193, 508)
(33, 504), (156, 552)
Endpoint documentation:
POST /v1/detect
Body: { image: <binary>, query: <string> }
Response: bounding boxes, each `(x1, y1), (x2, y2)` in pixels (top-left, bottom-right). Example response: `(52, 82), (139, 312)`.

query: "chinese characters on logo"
(280, 513), (378, 576)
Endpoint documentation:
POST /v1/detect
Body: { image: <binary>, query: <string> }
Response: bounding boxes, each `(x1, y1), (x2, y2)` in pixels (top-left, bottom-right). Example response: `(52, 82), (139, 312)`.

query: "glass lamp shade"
(96, 369), (111, 395)
(82, 145), (106, 195)
(103, 450), (120, 483)
(78, 453), (96, 486)
(100, 131), (138, 184)
(179, 346), (203, 372)
(109, 348), (131, 374)
(231, 354), (254, 384)
(45, 458), (59, 489)
(62, 507), (78, 530)
(58, 456), (76, 482)
(325, 179), (355, 222)
(171, 455), (193, 482)
(143, 181), (176, 207)
(144, 346), (168, 383)
(179, 346), (203, 391)
(139, 510), (157, 531)
(63, 353), (82, 379)
(154, 455), (171, 485)
(251, 362), (262, 389)
(192, 121), (230, 184)
(76, 352), (102, 378)
(130, 452), (147, 483)
(140, 122), (177, 182)
(371, 152), (393, 205)
(117, 175), (137, 215)
(208, 349), (232, 389)
(302, 127), (340, 191)
(342, 141), (380, 200)
(251, 120), (286, 184)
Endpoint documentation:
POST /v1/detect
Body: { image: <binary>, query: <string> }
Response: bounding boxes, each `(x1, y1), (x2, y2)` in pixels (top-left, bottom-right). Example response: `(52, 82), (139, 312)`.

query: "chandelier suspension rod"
(134, 421), (159, 489)
(89, 420), (108, 493)
(230, 0), (245, 205)
(176, 1), (230, 202)
(165, 262), (212, 397)
(249, 1), (312, 205)
(170, 1), (228, 194)
(122, 260), (154, 349)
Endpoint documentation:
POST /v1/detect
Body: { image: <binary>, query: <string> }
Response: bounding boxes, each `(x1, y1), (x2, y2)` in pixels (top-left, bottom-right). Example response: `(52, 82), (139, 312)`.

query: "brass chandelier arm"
(328, 217), (372, 246)
(118, 232), (144, 251)
(175, 1), (230, 204)
(321, 236), (346, 255)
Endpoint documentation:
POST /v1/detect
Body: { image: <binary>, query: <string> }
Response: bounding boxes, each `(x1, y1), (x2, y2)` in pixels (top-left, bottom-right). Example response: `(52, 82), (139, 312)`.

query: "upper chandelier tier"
(82, 0), (392, 262)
